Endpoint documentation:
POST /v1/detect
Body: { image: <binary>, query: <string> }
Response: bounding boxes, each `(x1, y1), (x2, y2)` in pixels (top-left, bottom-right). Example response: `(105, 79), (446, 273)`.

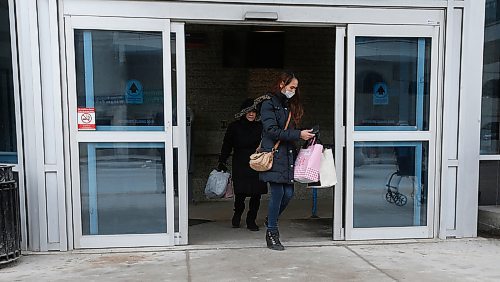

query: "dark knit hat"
(240, 98), (255, 111)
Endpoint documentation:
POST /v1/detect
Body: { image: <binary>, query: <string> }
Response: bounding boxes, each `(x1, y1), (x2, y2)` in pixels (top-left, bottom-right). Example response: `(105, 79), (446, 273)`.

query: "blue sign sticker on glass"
(125, 79), (144, 104)
(373, 82), (388, 105)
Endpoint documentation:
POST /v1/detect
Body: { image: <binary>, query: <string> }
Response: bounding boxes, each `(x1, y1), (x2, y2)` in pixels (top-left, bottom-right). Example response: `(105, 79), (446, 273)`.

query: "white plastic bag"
(205, 169), (231, 199)
(308, 148), (337, 188)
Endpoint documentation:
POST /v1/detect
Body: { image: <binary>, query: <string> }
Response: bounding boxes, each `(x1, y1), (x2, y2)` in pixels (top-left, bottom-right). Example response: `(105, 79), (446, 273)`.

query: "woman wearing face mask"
(259, 71), (315, 251)
(218, 98), (268, 231)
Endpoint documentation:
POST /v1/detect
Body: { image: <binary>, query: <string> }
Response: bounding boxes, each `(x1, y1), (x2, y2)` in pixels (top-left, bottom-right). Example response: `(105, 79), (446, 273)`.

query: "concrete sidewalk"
(1, 238), (500, 281)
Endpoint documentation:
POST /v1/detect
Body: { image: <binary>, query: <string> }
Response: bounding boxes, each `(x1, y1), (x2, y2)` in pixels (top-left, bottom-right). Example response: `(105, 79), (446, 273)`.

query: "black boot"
(266, 230), (285, 251)
(246, 221), (259, 231)
(232, 212), (242, 228)
(246, 195), (261, 231)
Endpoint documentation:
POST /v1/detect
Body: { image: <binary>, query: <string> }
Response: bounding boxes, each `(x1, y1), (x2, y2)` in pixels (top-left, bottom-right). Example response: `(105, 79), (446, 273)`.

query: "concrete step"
(478, 205), (500, 235)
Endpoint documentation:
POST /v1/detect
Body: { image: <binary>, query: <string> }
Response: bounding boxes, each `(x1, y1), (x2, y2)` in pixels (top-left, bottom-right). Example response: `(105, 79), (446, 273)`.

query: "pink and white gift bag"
(294, 139), (323, 183)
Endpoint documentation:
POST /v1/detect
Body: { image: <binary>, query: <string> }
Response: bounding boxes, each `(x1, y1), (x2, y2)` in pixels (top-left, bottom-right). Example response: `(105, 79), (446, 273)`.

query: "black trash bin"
(0, 165), (21, 265)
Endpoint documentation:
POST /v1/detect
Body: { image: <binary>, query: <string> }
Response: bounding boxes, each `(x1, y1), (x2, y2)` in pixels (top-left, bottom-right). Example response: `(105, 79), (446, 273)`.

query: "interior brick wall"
(185, 24), (335, 202)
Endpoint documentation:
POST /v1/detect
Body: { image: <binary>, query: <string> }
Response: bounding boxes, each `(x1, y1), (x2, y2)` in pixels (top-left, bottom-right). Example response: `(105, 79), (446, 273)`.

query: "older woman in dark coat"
(218, 98), (267, 231)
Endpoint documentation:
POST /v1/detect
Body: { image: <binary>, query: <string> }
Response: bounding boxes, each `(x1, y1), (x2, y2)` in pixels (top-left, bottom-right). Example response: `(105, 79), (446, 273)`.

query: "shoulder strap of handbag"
(272, 112), (292, 151)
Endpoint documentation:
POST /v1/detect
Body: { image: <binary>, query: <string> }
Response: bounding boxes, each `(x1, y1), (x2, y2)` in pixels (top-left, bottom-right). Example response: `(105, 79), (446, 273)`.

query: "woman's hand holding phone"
(300, 129), (315, 141)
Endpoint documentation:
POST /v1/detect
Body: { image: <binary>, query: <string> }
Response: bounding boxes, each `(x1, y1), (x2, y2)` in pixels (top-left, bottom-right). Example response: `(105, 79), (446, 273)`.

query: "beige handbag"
(249, 112), (292, 172)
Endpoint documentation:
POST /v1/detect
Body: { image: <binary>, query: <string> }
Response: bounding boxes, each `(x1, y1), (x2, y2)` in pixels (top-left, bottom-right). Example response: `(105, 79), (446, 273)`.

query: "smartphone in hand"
(311, 125), (320, 136)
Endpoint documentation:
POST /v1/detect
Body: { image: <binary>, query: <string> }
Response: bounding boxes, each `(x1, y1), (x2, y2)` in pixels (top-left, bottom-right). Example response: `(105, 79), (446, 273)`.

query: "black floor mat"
(290, 217), (333, 237)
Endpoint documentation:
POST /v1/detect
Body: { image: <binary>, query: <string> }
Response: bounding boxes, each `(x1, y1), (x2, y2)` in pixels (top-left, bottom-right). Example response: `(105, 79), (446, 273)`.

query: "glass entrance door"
(345, 25), (439, 240)
(65, 16), (186, 248)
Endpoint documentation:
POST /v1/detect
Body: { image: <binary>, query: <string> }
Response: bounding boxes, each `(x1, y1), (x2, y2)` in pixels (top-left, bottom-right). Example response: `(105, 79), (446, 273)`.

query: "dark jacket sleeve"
(219, 122), (234, 164)
(260, 100), (301, 142)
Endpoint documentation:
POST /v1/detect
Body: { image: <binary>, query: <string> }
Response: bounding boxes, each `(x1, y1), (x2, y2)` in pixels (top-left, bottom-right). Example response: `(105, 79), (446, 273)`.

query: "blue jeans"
(267, 182), (294, 231)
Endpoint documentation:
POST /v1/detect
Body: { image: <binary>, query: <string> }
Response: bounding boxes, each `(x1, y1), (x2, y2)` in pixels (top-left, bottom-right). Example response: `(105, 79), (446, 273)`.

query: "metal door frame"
(65, 16), (177, 248)
(345, 24), (440, 240)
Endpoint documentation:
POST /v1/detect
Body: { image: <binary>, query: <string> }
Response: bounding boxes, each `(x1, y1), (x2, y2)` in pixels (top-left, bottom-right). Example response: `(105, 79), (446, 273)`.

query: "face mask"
(284, 90), (295, 99)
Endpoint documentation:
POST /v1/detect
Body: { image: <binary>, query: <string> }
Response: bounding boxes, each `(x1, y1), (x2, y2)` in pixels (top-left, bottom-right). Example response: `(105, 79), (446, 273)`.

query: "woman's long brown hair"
(270, 71), (304, 126)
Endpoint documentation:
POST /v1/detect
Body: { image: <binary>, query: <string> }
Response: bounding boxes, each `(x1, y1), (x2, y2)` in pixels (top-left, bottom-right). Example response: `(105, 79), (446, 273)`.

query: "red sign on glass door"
(77, 108), (96, 130)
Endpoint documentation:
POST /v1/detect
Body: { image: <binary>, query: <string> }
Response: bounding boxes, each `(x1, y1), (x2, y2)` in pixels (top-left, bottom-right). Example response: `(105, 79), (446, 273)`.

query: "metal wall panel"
(455, 0), (485, 238)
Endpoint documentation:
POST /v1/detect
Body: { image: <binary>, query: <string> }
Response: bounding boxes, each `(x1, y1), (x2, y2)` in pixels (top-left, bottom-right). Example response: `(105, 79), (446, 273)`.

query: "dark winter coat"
(219, 118), (268, 195)
(259, 93), (301, 184)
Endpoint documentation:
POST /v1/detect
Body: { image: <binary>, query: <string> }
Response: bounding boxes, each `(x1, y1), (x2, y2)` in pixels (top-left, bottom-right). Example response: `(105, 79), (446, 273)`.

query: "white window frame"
(171, 22), (189, 245)
(65, 16), (176, 248)
(345, 24), (440, 240)
(333, 26), (346, 240)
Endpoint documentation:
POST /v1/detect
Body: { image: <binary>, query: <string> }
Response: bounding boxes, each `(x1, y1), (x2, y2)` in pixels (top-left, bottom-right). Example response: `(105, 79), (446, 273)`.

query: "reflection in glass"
(171, 32), (178, 126)
(481, 0), (500, 154)
(80, 143), (167, 235)
(478, 161), (500, 206)
(0, 0), (17, 163)
(173, 148), (179, 232)
(355, 37), (431, 131)
(74, 30), (164, 130)
(353, 142), (428, 228)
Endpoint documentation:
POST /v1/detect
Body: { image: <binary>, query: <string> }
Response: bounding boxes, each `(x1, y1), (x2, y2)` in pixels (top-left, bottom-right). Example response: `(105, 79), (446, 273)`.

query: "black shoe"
(246, 222), (259, 231)
(232, 213), (242, 228)
(266, 230), (285, 251)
